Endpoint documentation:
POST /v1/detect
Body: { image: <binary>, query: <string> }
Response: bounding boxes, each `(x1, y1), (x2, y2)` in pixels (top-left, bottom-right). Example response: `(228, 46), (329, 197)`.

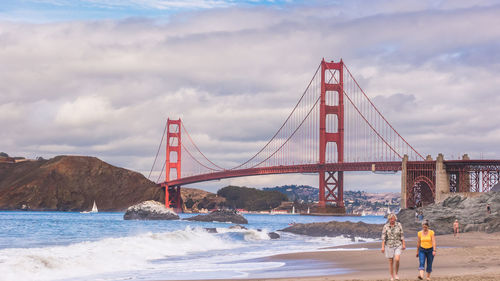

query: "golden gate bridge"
(149, 59), (500, 212)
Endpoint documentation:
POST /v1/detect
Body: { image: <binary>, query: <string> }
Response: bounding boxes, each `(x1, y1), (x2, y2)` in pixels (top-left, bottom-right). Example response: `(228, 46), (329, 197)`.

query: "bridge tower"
(319, 59), (345, 209)
(165, 118), (183, 211)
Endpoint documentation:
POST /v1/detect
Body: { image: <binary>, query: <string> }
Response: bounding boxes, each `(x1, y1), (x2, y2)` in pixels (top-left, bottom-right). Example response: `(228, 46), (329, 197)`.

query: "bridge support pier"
(161, 184), (183, 212)
(435, 153), (449, 202)
(319, 170), (344, 208)
(169, 186), (183, 212)
(400, 155), (408, 209)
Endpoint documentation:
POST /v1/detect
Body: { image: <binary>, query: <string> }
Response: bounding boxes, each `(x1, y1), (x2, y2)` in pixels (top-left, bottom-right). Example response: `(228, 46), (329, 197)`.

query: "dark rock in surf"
(268, 232), (280, 239)
(204, 228), (218, 233)
(185, 209), (248, 224)
(123, 200), (179, 220)
(229, 224), (248, 230)
(280, 220), (382, 239)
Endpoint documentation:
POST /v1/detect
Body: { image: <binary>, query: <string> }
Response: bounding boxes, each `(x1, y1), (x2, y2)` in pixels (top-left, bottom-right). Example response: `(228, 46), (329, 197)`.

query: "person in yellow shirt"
(416, 220), (436, 280)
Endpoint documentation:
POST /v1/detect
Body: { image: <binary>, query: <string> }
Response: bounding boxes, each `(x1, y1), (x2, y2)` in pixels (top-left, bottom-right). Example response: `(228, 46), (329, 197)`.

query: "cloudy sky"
(1, 0), (500, 193)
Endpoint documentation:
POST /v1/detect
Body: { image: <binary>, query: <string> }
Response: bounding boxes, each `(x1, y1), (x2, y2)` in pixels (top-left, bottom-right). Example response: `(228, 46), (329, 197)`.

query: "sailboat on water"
(80, 201), (98, 214)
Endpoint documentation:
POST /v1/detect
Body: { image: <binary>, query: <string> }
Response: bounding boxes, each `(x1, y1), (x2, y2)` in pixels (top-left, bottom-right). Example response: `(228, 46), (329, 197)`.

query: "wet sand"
(194, 232), (500, 281)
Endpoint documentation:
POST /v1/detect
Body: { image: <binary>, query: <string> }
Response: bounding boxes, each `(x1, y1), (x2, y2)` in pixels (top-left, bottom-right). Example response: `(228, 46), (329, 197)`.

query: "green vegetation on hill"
(217, 185), (287, 211)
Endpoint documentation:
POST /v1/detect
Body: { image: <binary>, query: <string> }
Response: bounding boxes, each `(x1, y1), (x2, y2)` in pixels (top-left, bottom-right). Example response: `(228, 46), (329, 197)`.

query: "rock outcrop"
(185, 209), (248, 224)
(204, 228), (218, 233)
(123, 200), (179, 220)
(267, 232), (280, 239)
(280, 220), (383, 239)
(398, 191), (500, 235)
(229, 224), (248, 230)
(0, 156), (164, 211)
(203, 225), (280, 239)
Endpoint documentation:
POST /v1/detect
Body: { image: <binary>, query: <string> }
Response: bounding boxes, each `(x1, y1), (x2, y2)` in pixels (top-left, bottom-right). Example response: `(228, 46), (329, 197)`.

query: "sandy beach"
(195, 232), (500, 281)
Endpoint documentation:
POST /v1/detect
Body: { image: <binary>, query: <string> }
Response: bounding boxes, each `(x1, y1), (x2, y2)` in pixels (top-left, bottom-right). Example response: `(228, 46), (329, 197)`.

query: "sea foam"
(0, 227), (239, 281)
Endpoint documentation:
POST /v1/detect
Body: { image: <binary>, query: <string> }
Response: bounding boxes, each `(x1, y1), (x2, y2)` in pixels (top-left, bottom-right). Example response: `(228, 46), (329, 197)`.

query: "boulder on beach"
(123, 200), (179, 220)
(185, 209), (248, 224)
(398, 191), (500, 235)
(280, 220), (383, 239)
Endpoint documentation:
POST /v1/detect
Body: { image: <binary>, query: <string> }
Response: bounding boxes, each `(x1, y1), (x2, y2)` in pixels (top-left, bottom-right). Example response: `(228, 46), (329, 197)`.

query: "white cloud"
(1, 1), (500, 193)
(55, 96), (113, 126)
(0, 103), (24, 121)
(31, 144), (79, 153)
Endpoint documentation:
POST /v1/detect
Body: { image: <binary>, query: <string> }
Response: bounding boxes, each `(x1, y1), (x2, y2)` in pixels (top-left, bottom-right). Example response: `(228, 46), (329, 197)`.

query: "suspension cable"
(252, 95), (321, 168)
(148, 120), (168, 180)
(326, 65), (423, 160)
(181, 122), (225, 171)
(181, 141), (222, 172)
(155, 128), (177, 183)
(248, 67), (336, 168)
(155, 160), (166, 183)
(343, 64), (424, 160)
(230, 62), (322, 170)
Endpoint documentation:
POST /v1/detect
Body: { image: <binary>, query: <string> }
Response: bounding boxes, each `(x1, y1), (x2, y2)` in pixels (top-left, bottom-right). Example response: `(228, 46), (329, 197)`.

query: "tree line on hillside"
(217, 186), (287, 211)
(263, 185), (318, 202)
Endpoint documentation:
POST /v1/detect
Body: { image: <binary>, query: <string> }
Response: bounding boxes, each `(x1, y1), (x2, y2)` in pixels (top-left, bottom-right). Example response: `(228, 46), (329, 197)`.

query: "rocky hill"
(217, 185), (287, 211)
(0, 155), (164, 211)
(181, 187), (225, 211)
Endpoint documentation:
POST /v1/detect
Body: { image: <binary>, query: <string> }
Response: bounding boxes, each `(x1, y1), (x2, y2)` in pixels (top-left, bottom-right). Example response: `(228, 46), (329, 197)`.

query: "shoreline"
(190, 232), (500, 281)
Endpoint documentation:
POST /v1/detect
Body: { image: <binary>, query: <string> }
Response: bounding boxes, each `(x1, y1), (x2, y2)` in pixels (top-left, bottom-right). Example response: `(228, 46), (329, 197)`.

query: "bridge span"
(166, 161), (402, 186)
(151, 59), (500, 212)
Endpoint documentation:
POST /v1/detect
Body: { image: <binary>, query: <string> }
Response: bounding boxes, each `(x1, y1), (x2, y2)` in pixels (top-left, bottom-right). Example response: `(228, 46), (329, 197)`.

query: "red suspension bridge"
(149, 59), (500, 212)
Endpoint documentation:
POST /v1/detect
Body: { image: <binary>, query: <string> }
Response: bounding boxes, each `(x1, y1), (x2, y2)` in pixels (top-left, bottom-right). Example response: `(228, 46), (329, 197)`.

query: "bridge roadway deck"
(165, 161), (402, 187)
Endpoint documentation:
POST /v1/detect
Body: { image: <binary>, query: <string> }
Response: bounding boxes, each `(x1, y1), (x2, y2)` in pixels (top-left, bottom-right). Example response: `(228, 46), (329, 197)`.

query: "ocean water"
(0, 211), (386, 281)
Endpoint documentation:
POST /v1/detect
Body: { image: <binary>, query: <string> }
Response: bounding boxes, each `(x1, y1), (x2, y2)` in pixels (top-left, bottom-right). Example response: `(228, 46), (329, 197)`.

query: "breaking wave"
(0, 227), (241, 281)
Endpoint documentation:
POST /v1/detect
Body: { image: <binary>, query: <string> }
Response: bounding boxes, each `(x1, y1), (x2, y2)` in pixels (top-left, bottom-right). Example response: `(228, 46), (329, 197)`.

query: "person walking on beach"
(381, 213), (406, 281)
(416, 220), (436, 280)
(453, 219), (459, 238)
(487, 204), (491, 214)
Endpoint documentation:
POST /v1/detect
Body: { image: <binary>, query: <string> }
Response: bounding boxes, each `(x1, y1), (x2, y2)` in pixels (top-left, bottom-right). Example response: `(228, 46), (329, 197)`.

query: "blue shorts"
(418, 247), (434, 273)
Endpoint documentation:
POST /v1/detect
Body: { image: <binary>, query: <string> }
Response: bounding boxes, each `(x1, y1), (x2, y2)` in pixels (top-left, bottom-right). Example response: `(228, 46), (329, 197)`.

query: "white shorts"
(385, 245), (402, 259)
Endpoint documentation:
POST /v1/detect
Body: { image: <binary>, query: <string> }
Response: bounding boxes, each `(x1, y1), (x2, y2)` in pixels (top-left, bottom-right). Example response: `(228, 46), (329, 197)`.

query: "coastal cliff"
(0, 156), (164, 211)
(398, 191), (500, 234)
